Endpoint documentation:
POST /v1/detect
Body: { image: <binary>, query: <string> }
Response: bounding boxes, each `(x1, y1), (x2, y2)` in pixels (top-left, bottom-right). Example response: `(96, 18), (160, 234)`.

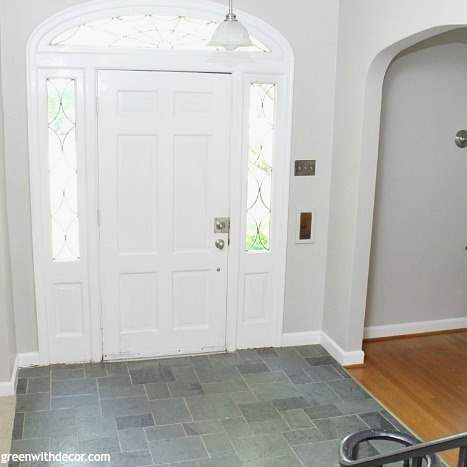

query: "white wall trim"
(320, 331), (365, 366)
(0, 355), (18, 396)
(17, 352), (40, 368)
(281, 330), (365, 366)
(364, 317), (467, 340)
(281, 331), (321, 347)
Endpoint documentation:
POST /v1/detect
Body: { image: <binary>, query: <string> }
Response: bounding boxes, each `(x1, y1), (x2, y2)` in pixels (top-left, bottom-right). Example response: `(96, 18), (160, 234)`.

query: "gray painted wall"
(365, 39), (467, 327)
(0, 25), (17, 382)
(0, 0), (339, 353)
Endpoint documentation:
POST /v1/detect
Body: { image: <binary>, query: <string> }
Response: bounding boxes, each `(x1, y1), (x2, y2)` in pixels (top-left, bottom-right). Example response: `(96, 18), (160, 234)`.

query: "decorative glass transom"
(47, 78), (80, 262)
(50, 15), (270, 52)
(246, 83), (276, 252)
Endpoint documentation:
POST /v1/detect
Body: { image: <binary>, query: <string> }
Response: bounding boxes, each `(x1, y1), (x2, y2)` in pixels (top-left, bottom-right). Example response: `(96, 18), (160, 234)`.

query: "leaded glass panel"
(246, 83), (276, 252)
(50, 15), (269, 52)
(47, 78), (80, 262)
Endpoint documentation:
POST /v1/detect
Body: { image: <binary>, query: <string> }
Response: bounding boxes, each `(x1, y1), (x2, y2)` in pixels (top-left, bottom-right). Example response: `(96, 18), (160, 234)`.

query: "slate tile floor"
(11, 345), (409, 466)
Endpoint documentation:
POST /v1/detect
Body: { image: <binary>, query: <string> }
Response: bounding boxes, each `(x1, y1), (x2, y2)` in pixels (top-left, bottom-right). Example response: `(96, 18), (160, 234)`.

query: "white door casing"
(27, 0), (294, 364)
(98, 70), (231, 359)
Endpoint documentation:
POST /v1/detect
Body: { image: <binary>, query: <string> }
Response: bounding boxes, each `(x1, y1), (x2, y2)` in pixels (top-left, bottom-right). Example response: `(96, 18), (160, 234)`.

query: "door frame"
(27, 0), (294, 364)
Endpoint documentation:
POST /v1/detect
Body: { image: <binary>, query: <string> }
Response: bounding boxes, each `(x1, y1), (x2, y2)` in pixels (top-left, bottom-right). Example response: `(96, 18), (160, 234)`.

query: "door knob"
(215, 239), (225, 250)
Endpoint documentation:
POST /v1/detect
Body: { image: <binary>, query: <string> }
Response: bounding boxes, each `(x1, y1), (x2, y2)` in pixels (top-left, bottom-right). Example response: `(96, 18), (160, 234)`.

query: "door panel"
(98, 70), (231, 359)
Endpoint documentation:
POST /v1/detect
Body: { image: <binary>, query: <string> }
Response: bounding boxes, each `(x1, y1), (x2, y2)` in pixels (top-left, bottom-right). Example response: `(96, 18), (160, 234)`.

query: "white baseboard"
(281, 330), (365, 366)
(0, 352), (41, 396)
(281, 331), (321, 347)
(0, 355), (18, 396)
(320, 331), (365, 366)
(17, 352), (41, 368)
(364, 317), (467, 339)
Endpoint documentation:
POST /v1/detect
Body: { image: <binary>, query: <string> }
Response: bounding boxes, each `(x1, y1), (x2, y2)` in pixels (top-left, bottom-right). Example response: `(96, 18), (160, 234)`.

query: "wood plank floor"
(348, 331), (467, 466)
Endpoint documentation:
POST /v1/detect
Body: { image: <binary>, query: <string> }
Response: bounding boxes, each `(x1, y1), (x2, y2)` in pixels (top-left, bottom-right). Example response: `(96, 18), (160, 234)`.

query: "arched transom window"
(50, 15), (270, 52)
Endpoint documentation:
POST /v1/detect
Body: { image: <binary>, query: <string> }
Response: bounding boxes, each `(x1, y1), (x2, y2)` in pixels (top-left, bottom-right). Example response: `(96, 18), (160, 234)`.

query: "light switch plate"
(294, 160), (316, 176)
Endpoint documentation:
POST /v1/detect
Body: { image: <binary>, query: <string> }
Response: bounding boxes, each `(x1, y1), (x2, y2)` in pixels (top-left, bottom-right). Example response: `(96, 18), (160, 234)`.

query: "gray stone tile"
(52, 379), (97, 397)
(27, 377), (50, 394)
(230, 433), (293, 461)
(149, 398), (192, 425)
(185, 394), (242, 421)
(297, 382), (342, 406)
(304, 403), (342, 420)
(99, 376), (146, 399)
(259, 349), (309, 372)
(242, 370), (288, 385)
(194, 366), (243, 383)
(327, 379), (370, 401)
(18, 366), (50, 378)
(306, 365), (343, 382)
(168, 381), (204, 397)
(284, 369), (313, 384)
(50, 434), (79, 454)
(359, 411), (395, 430)
(79, 436), (120, 454)
(294, 439), (340, 467)
(51, 368), (85, 380)
(11, 437), (50, 455)
(221, 417), (254, 438)
(23, 409), (77, 439)
(293, 345), (329, 358)
(305, 356), (337, 367)
(236, 363), (269, 374)
(171, 366), (200, 383)
(118, 428), (148, 451)
(104, 362), (129, 376)
(282, 409), (313, 429)
(271, 396), (310, 411)
(12, 412), (24, 440)
(16, 378), (28, 394)
(101, 397), (149, 417)
(84, 362), (107, 378)
(51, 394), (99, 417)
(201, 379), (247, 394)
(238, 401), (281, 422)
(199, 455), (242, 467)
(247, 417), (289, 435)
(313, 414), (368, 440)
(129, 365), (175, 384)
(203, 433), (235, 457)
(116, 413), (154, 430)
(250, 381), (299, 401)
(227, 391), (257, 404)
(145, 382), (170, 400)
(335, 399), (383, 416)
(183, 420), (225, 436)
(283, 427), (323, 445)
(109, 450), (153, 467)
(16, 393), (50, 412)
(243, 455), (302, 467)
(149, 436), (208, 464)
(145, 424), (186, 442)
(76, 415), (117, 441)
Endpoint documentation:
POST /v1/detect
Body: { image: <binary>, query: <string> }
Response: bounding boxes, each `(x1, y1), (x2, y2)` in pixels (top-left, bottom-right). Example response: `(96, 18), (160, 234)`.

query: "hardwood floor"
(348, 331), (467, 466)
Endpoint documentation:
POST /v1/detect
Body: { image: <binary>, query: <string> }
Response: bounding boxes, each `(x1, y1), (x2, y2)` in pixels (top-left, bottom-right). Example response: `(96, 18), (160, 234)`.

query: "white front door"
(98, 70), (232, 359)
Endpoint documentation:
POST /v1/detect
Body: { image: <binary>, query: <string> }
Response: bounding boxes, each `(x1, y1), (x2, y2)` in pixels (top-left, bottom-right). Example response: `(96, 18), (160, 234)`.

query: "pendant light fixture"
(208, 0), (253, 51)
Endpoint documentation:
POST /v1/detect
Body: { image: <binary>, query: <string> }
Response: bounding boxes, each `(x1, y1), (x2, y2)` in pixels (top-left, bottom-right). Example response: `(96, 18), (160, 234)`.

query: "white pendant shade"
(208, 1), (253, 51)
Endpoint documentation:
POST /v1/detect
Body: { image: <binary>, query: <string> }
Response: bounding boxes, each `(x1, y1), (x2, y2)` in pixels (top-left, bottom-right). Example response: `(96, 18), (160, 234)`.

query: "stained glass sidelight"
(50, 15), (269, 52)
(246, 83), (276, 252)
(47, 78), (80, 262)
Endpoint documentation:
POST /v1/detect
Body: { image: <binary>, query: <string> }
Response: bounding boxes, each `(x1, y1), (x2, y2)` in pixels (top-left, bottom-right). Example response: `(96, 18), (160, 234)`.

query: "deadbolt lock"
(215, 239), (225, 250)
(214, 217), (230, 234)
